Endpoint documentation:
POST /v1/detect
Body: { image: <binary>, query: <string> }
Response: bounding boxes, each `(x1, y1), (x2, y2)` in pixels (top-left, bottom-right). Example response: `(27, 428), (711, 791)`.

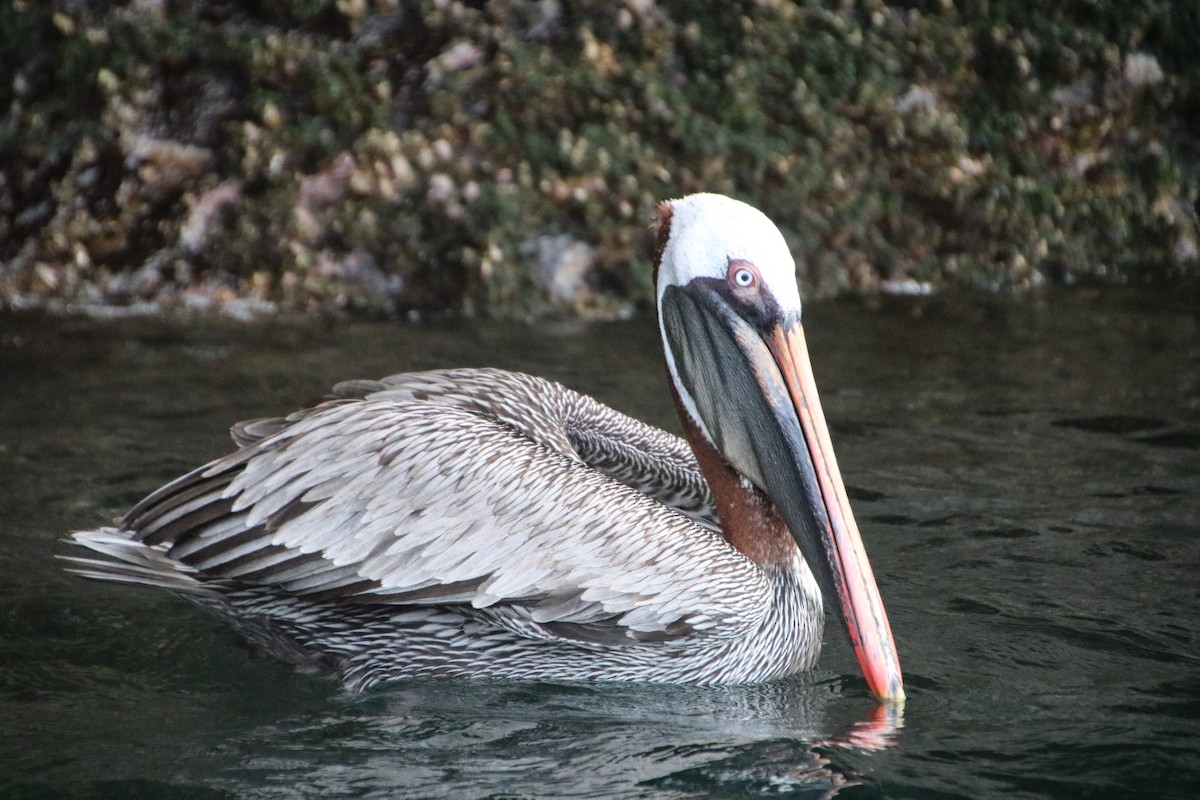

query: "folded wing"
(76, 370), (767, 644)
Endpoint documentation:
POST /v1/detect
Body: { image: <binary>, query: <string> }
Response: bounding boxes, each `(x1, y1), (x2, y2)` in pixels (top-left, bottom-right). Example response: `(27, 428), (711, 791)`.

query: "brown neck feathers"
(648, 201), (674, 288)
(669, 385), (798, 569)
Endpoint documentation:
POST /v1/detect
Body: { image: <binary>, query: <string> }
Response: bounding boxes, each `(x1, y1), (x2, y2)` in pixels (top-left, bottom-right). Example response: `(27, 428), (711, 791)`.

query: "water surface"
(1, 291), (1197, 798)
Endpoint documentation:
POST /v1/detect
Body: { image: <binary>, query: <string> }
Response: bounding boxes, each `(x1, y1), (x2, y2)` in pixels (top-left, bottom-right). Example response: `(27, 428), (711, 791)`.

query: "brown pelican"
(65, 193), (905, 703)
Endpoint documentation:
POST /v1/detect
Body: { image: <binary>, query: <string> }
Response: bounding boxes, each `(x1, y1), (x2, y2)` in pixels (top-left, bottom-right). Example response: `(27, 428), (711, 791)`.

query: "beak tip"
(863, 674), (906, 705)
(856, 639), (905, 705)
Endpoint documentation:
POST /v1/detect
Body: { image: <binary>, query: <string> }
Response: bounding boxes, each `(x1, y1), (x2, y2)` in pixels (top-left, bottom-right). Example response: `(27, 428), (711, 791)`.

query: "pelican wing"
(112, 370), (766, 643)
(232, 369), (719, 529)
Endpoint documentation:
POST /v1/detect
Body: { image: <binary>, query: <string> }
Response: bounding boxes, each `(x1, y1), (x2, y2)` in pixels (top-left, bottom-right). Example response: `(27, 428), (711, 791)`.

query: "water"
(1, 290), (1197, 799)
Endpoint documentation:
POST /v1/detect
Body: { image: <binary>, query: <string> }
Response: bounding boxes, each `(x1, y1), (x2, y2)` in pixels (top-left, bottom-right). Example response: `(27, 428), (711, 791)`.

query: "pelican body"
(66, 194), (905, 702)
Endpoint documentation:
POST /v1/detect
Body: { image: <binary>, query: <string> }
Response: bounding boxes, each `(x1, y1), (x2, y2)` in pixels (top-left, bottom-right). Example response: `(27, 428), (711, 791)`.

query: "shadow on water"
(1, 289), (1198, 798)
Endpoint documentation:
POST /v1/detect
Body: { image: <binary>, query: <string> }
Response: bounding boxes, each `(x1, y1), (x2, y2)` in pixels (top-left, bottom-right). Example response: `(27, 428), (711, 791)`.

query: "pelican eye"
(727, 261), (760, 289)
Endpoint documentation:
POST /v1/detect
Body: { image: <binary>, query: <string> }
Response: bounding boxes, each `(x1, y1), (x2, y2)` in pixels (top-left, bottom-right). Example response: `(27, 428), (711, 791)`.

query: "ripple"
(947, 597), (1002, 616)
(1052, 415), (1169, 434)
(1136, 429), (1200, 449)
(647, 739), (850, 799)
(968, 526), (1039, 539)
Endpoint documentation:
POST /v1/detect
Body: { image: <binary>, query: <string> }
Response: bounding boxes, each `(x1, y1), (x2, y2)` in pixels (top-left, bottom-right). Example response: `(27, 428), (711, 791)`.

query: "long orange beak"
(764, 321), (905, 703)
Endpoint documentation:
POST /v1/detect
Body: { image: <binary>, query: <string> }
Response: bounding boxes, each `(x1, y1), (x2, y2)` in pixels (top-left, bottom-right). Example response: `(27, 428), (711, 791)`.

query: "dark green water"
(1, 291), (1197, 799)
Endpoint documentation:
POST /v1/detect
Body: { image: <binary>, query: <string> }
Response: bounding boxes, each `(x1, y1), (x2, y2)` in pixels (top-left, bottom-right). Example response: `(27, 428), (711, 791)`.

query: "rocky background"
(2, 0), (1198, 319)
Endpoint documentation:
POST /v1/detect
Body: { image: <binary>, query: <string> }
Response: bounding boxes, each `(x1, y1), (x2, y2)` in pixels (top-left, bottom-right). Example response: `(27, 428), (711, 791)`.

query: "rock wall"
(2, 0), (1197, 317)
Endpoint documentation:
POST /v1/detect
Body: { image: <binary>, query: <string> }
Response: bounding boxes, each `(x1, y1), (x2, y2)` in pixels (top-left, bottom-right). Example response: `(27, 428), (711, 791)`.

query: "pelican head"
(653, 193), (905, 703)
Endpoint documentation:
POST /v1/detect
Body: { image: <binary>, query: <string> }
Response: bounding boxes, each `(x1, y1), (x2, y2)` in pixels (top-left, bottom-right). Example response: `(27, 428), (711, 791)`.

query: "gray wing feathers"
(86, 369), (765, 642)
(62, 529), (210, 593)
(229, 402), (762, 638)
(358, 369), (718, 527)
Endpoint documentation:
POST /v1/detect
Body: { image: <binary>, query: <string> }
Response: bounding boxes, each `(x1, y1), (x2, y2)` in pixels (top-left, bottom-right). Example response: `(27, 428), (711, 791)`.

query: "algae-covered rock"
(1, 0), (1197, 318)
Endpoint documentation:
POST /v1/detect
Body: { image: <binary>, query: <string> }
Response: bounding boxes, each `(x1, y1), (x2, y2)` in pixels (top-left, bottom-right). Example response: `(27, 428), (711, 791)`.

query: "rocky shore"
(2, 0), (1197, 318)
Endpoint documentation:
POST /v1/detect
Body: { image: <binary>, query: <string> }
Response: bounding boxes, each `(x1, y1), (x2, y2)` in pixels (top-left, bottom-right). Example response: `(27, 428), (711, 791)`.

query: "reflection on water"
(1, 290), (1198, 798)
(193, 681), (899, 799)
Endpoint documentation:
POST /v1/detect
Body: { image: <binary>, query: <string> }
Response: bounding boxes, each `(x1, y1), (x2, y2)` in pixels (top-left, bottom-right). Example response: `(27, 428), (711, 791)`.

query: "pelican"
(65, 193), (905, 702)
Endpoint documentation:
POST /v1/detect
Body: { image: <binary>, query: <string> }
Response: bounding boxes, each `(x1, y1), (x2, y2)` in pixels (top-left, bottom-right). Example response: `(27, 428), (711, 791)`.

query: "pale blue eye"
(733, 268), (755, 287)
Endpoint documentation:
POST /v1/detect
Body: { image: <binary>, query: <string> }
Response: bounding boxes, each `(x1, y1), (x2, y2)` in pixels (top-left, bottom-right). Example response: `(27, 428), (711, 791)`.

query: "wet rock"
(120, 135), (213, 196)
(316, 249), (403, 300)
(530, 235), (595, 305)
(294, 154), (356, 243)
(180, 179), (244, 253)
(1123, 53), (1164, 88)
(894, 85), (939, 114)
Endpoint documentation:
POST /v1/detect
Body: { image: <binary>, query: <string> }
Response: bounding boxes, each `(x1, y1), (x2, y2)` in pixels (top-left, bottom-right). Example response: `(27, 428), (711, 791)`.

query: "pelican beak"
(759, 317), (906, 704)
(661, 284), (905, 704)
